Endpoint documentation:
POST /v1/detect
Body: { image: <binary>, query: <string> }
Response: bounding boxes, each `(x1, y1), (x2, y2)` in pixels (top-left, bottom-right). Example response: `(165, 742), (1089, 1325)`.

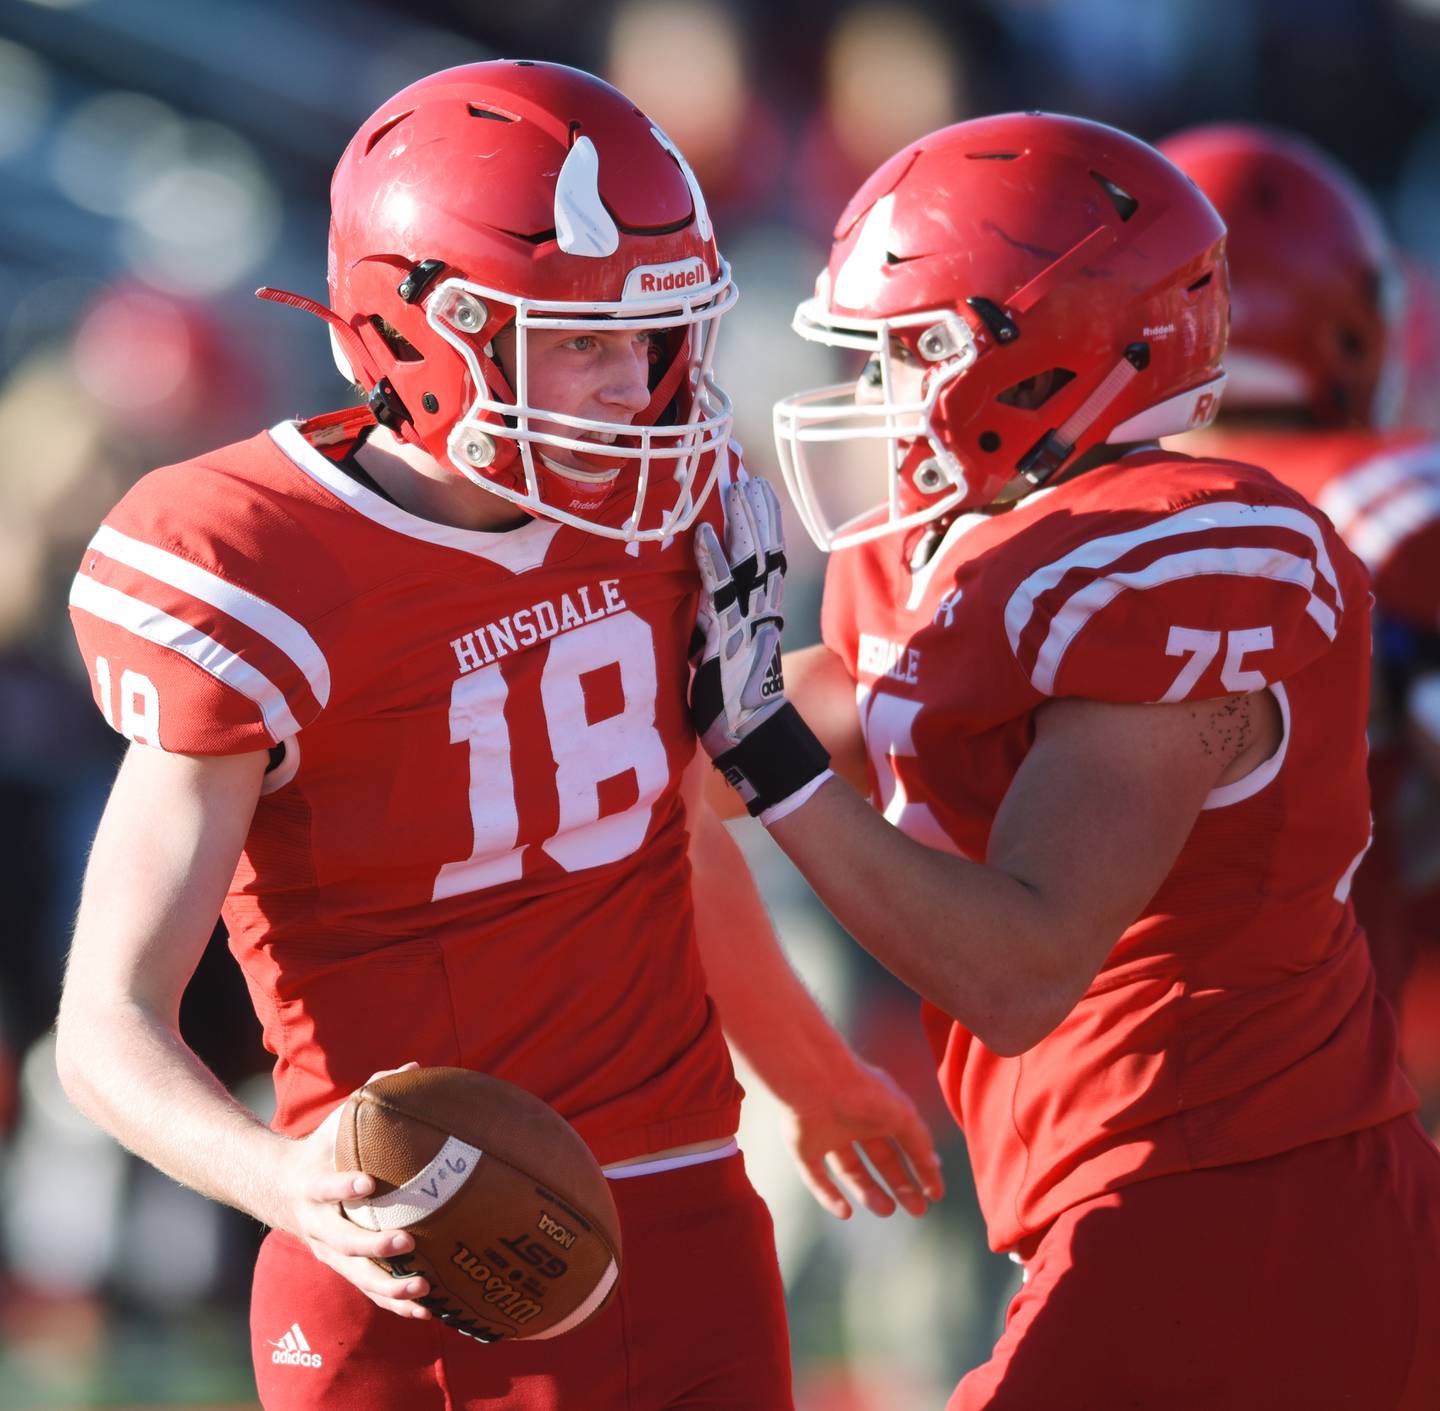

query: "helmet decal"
(554, 136), (620, 258)
(832, 194), (895, 310)
(621, 258), (709, 300)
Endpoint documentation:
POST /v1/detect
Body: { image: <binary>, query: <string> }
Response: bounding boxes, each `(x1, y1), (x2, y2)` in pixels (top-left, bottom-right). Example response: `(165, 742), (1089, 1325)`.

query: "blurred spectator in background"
(608, 0), (786, 228)
(1398, 256), (1440, 436)
(789, 5), (963, 242)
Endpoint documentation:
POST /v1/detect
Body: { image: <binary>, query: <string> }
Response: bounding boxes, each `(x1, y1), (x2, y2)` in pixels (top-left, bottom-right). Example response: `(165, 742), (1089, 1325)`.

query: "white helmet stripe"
(649, 125), (712, 241)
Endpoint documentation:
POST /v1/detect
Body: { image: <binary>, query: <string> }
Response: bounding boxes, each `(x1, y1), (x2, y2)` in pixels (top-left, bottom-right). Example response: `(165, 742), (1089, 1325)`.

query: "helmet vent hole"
(979, 431), (1002, 453)
(1251, 179), (1282, 215)
(1091, 171), (1139, 222)
(996, 367), (1075, 410)
(467, 105), (516, 123)
(966, 152), (1020, 161)
(1186, 272), (1213, 293)
(364, 111), (413, 155)
(1338, 326), (1366, 359)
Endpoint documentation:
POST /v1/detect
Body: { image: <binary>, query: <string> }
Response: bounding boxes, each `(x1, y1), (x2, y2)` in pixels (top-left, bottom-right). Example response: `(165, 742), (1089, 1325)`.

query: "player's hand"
(781, 1058), (944, 1220)
(693, 477), (788, 751)
(278, 1063), (433, 1320)
(692, 478), (830, 819)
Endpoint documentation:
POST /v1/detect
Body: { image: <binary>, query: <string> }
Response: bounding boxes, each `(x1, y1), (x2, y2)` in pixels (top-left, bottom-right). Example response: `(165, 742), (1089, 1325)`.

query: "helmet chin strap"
(255, 286), (412, 433)
(537, 452), (620, 485)
(256, 286), (381, 389)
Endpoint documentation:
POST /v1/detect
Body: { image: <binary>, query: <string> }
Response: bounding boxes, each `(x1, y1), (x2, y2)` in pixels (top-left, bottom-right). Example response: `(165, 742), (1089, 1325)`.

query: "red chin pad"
(536, 459), (621, 515)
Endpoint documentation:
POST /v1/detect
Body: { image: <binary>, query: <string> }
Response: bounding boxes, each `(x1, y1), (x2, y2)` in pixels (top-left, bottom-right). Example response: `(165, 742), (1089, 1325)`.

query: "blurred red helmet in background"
(1160, 123), (1399, 431)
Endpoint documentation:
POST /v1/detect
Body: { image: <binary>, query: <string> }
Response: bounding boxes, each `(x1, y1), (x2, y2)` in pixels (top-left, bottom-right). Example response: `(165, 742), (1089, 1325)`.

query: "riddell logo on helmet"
(622, 259), (708, 301)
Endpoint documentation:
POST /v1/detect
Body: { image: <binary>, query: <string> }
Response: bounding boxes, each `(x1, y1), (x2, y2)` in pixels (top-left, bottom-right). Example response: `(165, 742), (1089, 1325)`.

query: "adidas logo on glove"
(760, 650), (784, 699)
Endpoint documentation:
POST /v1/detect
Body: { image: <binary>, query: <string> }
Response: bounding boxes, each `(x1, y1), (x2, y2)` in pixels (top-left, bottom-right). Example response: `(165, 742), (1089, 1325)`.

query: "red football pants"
(950, 1115), (1440, 1410)
(251, 1150), (792, 1410)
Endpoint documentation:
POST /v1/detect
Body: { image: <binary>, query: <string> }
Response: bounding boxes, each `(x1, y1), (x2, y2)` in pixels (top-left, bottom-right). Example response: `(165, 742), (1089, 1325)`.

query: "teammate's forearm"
(688, 806), (858, 1100)
(696, 889), (858, 1103)
(765, 778), (1071, 1055)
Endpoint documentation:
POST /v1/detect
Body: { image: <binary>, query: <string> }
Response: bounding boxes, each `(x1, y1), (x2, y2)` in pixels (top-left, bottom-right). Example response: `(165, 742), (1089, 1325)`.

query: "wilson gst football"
(335, 1066), (621, 1342)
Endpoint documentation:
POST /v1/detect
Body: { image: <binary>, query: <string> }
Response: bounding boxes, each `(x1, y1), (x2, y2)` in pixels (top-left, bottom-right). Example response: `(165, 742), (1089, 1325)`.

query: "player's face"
(496, 325), (656, 480)
(855, 337), (926, 408)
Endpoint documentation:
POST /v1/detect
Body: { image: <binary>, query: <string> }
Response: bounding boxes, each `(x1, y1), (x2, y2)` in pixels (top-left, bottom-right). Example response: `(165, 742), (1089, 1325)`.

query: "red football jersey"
(1197, 427), (1440, 631)
(821, 450), (1416, 1255)
(69, 420), (744, 1161)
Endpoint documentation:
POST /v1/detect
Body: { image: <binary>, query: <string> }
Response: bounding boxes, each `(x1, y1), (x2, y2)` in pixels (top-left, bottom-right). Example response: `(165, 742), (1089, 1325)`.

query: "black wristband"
(713, 702), (831, 818)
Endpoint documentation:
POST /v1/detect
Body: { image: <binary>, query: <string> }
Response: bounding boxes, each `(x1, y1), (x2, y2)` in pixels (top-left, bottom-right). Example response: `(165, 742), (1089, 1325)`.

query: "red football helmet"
(774, 112), (1229, 551)
(261, 61), (736, 542)
(1398, 257), (1440, 435)
(1160, 123), (1399, 431)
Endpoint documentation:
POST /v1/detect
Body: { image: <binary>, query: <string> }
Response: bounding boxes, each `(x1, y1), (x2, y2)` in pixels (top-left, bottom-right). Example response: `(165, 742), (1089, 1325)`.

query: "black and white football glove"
(692, 477), (831, 822)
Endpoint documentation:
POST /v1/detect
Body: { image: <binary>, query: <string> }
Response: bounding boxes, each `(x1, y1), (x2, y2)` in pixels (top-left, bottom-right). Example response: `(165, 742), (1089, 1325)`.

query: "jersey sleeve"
(1001, 494), (1355, 703)
(68, 467), (332, 754)
(1317, 440), (1440, 631)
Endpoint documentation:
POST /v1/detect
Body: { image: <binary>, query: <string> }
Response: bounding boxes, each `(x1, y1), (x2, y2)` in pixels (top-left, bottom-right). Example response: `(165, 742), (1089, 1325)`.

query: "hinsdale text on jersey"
(449, 579), (628, 673)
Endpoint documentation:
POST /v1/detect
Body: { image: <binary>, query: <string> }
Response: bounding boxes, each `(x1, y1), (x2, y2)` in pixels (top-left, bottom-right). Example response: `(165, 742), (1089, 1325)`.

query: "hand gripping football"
(334, 1066), (621, 1342)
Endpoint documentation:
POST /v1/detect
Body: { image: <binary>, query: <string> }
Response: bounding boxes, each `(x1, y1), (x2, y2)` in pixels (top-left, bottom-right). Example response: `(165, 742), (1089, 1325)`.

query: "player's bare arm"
(766, 689), (1276, 1056)
(690, 478), (1281, 1055)
(683, 757), (942, 1217)
(55, 744), (431, 1319)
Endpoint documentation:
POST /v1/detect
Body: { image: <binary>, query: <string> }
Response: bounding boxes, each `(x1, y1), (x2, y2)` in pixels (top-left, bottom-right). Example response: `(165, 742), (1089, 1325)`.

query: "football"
(334, 1066), (621, 1343)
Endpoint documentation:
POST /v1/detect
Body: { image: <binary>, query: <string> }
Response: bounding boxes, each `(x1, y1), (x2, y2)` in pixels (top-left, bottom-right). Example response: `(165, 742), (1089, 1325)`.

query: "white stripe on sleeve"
(69, 574), (302, 741)
(1005, 502), (1343, 696)
(89, 525), (331, 708)
(1327, 480), (1440, 573)
(1026, 544), (1336, 696)
(1318, 445), (1440, 538)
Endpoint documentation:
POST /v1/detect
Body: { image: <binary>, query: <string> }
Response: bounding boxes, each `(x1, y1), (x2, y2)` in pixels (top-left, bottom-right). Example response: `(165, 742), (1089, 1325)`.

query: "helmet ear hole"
(368, 316), (424, 362)
(996, 368), (1076, 410)
(979, 431), (1002, 453)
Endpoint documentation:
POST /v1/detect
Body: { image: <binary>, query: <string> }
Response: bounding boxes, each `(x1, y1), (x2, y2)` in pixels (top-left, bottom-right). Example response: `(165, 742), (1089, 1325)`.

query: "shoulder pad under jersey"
(68, 439), (336, 754)
(1002, 475), (1354, 703)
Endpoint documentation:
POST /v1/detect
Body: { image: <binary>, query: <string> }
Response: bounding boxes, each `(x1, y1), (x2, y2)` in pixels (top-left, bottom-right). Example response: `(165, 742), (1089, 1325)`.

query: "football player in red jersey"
(692, 113), (1440, 1406)
(1160, 123), (1440, 1009)
(53, 62), (942, 1411)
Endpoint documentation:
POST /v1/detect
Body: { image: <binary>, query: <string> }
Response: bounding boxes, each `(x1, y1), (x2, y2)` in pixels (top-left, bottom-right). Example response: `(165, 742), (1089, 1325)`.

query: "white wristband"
(758, 768), (834, 827)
